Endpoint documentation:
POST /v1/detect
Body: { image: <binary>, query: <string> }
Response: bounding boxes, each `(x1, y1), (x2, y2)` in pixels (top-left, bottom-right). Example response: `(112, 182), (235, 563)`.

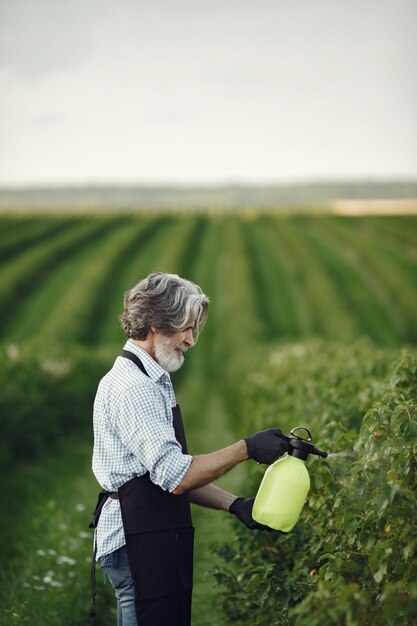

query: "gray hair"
(120, 272), (209, 341)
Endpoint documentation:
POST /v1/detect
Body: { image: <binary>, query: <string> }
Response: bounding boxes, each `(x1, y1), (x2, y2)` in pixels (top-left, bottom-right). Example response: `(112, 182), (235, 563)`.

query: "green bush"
(214, 341), (417, 626)
(0, 343), (113, 469)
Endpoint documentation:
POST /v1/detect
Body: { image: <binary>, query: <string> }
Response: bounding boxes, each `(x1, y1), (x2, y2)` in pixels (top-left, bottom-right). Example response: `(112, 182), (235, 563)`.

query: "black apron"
(89, 350), (194, 626)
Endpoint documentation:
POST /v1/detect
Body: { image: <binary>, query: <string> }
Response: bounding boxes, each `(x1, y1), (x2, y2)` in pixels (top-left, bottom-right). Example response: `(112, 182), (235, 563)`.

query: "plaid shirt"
(92, 340), (193, 560)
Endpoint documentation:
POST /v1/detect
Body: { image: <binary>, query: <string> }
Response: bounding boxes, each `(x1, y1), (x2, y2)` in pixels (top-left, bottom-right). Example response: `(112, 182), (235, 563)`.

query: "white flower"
(75, 503), (85, 512)
(48, 549), (57, 555)
(270, 343), (306, 366)
(56, 555), (76, 565)
(248, 372), (266, 385)
(291, 344), (306, 358)
(6, 344), (20, 359)
(79, 531), (90, 539)
(36, 549), (46, 556)
(40, 359), (71, 376)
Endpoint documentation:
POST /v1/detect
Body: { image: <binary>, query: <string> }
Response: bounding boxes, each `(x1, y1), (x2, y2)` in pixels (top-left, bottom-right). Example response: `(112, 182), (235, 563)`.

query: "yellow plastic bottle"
(252, 427), (328, 532)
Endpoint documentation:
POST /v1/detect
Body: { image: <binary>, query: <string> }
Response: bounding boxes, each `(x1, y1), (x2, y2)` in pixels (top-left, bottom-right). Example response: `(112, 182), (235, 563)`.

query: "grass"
(176, 365), (246, 626)
(0, 436), (114, 626)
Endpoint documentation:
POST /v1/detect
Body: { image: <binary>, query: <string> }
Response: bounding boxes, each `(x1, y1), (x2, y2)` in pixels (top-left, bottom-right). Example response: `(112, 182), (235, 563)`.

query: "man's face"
(154, 326), (195, 373)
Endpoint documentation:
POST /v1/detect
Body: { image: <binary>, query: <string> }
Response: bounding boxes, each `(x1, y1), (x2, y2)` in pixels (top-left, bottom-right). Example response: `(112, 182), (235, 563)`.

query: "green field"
(1, 211), (416, 626)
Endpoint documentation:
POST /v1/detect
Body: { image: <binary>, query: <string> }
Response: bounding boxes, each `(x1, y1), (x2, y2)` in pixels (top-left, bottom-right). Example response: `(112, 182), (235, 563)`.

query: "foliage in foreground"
(0, 439), (115, 626)
(214, 341), (417, 626)
(0, 343), (114, 470)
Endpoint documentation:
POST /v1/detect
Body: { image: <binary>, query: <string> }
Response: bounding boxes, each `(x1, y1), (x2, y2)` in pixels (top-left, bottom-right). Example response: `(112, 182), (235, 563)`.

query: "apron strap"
(120, 349), (150, 377)
(88, 534), (98, 624)
(88, 490), (110, 624)
(88, 490), (119, 623)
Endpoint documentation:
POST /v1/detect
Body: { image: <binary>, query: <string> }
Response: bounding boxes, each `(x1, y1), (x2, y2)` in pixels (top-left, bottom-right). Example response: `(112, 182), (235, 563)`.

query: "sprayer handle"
(290, 426), (312, 441)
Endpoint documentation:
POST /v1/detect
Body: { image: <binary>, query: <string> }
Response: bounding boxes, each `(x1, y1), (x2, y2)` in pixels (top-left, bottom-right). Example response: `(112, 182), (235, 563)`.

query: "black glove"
(229, 497), (271, 531)
(244, 428), (289, 464)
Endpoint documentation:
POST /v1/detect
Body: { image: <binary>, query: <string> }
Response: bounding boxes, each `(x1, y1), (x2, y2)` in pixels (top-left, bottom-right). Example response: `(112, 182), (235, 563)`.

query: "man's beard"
(154, 335), (187, 373)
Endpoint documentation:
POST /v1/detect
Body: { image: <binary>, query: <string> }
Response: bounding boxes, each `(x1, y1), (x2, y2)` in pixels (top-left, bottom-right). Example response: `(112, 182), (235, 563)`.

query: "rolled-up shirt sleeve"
(113, 382), (192, 492)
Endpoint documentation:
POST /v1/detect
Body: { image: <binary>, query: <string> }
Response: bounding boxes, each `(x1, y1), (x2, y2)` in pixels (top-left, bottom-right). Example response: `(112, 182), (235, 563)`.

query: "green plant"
(214, 344), (417, 626)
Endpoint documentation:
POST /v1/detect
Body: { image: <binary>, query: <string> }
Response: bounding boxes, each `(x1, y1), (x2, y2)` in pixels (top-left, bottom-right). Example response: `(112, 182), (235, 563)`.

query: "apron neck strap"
(120, 349), (150, 378)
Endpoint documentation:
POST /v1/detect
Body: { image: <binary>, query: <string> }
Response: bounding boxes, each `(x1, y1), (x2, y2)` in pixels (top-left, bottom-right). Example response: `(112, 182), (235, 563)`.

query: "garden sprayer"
(252, 427), (328, 532)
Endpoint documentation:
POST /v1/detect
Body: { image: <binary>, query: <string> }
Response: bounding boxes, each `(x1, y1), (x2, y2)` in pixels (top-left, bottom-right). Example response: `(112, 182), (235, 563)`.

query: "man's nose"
(184, 328), (195, 347)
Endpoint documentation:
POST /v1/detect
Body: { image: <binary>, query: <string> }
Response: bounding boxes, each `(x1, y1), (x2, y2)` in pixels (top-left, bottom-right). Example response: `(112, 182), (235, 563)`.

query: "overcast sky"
(0, 0), (416, 186)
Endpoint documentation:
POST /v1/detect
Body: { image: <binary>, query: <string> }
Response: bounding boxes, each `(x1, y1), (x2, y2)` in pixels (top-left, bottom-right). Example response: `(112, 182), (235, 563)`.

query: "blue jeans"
(100, 545), (138, 626)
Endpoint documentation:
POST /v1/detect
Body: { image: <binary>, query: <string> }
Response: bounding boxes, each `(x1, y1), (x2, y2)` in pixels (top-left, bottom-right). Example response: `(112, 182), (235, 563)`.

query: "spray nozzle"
(282, 426), (328, 461)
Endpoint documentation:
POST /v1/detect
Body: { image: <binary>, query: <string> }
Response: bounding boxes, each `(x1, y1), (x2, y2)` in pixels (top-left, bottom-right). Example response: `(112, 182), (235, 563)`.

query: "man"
(90, 272), (288, 626)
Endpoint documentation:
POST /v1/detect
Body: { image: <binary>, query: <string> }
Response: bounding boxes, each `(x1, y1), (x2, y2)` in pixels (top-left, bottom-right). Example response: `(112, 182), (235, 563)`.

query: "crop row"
(0, 216), (127, 336)
(259, 215), (416, 345)
(0, 216), (77, 261)
(213, 340), (417, 626)
(2, 214), (416, 350)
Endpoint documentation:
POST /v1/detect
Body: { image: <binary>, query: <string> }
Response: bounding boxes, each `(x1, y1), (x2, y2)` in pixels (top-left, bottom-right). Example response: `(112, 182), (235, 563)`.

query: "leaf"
(374, 565), (387, 584)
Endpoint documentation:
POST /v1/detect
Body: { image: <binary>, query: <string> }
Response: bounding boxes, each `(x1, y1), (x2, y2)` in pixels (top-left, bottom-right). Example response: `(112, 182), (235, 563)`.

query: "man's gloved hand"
(244, 428), (289, 464)
(229, 497), (271, 531)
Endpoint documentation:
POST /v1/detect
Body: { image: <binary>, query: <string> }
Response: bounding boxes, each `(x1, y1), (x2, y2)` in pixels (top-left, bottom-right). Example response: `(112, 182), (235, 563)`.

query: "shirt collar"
(123, 339), (172, 384)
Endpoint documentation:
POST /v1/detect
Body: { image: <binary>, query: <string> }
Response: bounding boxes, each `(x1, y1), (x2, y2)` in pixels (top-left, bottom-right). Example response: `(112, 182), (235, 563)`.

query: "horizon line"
(1, 176), (417, 190)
